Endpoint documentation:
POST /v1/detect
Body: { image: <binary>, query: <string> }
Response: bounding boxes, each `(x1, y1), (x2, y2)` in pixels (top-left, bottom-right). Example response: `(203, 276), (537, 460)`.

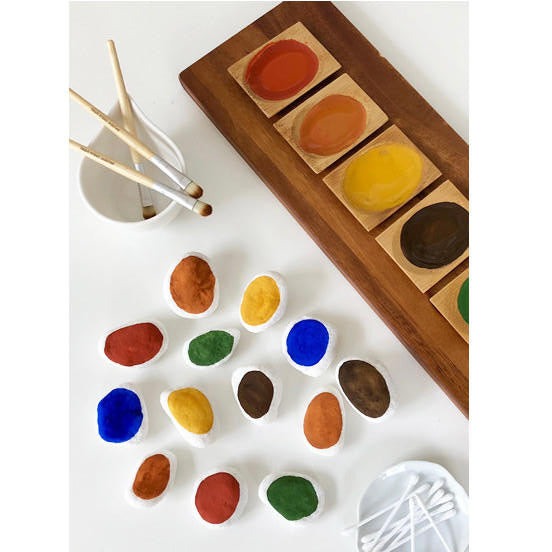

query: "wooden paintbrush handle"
(69, 139), (155, 189)
(106, 40), (141, 167)
(69, 87), (156, 161)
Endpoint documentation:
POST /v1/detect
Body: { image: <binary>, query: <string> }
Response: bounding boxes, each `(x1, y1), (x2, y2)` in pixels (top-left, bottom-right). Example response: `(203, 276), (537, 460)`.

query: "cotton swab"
(362, 509), (457, 552)
(363, 474), (420, 551)
(361, 487), (452, 543)
(341, 482), (430, 536)
(370, 500), (454, 552)
(414, 494), (454, 552)
(381, 502), (455, 548)
(409, 497), (416, 552)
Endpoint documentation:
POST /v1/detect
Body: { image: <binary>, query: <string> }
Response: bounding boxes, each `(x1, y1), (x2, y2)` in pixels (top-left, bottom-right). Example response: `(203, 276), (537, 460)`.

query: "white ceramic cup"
(78, 100), (185, 231)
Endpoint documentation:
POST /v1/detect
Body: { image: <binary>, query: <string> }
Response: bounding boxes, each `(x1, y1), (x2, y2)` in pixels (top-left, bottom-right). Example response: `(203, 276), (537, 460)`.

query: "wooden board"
(179, 1), (469, 416)
(376, 181), (469, 292)
(274, 73), (388, 173)
(431, 269), (469, 343)
(324, 125), (441, 231)
(228, 21), (341, 117)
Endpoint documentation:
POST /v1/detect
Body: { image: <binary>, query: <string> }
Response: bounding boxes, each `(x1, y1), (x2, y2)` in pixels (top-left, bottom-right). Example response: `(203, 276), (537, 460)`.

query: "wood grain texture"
(430, 269), (469, 343)
(376, 181), (469, 292)
(324, 125), (441, 231)
(274, 73), (388, 173)
(179, 1), (469, 416)
(227, 21), (341, 117)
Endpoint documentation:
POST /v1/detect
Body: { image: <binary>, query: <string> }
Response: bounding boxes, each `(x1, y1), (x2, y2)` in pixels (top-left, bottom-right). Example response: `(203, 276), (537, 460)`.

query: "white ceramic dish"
(78, 100), (184, 230)
(126, 450), (177, 508)
(356, 460), (469, 552)
(192, 467), (248, 527)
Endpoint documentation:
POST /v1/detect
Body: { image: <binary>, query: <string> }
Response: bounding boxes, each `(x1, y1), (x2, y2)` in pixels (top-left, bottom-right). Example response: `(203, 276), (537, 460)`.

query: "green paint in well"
(266, 475), (318, 521)
(188, 330), (234, 366)
(457, 278), (469, 324)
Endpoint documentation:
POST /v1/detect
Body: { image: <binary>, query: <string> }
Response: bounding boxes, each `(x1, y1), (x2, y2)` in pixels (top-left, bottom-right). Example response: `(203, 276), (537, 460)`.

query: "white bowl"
(78, 102), (184, 231)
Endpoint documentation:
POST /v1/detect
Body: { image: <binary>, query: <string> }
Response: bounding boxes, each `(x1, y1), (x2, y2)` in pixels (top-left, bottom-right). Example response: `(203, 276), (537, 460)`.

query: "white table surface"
(69, 2), (468, 551)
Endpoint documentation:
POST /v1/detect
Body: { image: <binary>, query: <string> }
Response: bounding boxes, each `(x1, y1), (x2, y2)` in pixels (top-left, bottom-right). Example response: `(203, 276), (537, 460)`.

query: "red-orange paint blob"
(299, 94), (366, 156)
(104, 323), (164, 367)
(195, 472), (240, 524)
(245, 39), (319, 101)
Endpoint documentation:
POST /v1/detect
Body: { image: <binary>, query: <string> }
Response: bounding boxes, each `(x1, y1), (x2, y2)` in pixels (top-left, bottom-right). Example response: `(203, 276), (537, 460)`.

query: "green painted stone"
(457, 278), (469, 324)
(266, 476), (318, 521)
(188, 330), (234, 366)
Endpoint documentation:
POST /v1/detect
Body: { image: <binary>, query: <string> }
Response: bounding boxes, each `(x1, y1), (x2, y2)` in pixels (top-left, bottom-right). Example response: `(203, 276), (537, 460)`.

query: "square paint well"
(323, 125), (441, 232)
(430, 268), (469, 343)
(274, 73), (388, 173)
(376, 180), (469, 292)
(228, 22), (341, 118)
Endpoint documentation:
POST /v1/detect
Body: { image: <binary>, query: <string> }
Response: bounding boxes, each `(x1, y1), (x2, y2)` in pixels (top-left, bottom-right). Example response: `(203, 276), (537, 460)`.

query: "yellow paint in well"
(167, 388), (214, 434)
(240, 276), (280, 326)
(342, 143), (423, 212)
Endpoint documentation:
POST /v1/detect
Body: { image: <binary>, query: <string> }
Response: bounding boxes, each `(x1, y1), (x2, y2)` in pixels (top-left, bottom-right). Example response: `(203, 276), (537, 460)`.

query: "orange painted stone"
(303, 392), (343, 449)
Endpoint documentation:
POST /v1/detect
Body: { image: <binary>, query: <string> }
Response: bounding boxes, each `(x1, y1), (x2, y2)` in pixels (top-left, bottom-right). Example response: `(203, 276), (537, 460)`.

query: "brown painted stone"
(338, 360), (390, 418)
(237, 370), (274, 419)
(132, 454), (171, 500)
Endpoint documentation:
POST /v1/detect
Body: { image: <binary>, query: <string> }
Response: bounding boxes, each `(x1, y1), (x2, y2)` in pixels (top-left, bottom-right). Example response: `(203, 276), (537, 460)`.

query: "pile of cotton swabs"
(343, 475), (457, 552)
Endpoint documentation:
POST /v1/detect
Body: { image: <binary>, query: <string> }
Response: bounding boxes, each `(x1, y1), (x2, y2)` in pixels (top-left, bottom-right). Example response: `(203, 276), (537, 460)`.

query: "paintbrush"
(107, 39), (156, 220)
(69, 87), (203, 200)
(69, 139), (212, 217)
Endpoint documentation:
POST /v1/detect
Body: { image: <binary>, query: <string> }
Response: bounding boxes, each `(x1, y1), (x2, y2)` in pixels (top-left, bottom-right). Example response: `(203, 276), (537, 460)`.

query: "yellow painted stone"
(167, 388), (214, 434)
(343, 143), (423, 212)
(240, 276), (280, 326)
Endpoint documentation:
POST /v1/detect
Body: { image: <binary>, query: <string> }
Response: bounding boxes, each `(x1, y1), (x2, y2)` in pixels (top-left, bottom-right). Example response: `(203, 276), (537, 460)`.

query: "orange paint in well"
(245, 39), (319, 101)
(299, 94), (366, 156)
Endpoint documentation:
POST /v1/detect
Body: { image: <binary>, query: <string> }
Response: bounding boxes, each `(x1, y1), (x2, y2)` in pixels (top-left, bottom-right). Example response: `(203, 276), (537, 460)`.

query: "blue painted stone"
(97, 388), (143, 443)
(286, 319), (329, 367)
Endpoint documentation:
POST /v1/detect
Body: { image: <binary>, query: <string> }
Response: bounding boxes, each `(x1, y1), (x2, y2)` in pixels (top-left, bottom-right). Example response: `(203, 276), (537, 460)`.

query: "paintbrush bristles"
(193, 201), (213, 217)
(141, 205), (157, 219)
(185, 181), (203, 199)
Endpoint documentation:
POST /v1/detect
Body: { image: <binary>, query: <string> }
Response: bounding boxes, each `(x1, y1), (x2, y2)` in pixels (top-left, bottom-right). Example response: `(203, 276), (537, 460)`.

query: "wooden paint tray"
(179, 1), (469, 416)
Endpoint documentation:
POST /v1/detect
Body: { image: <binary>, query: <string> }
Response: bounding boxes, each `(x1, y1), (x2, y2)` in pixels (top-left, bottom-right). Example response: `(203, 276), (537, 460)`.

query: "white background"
(68, 2), (468, 551)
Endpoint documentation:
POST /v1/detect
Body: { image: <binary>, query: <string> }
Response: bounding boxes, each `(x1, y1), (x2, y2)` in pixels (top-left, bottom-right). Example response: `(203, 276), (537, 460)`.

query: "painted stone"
(259, 472), (324, 523)
(165, 252), (218, 318)
(232, 367), (281, 424)
(184, 329), (239, 368)
(194, 470), (246, 526)
(97, 384), (147, 444)
(283, 317), (335, 376)
(128, 451), (176, 507)
(160, 387), (215, 447)
(239, 272), (287, 333)
(303, 390), (344, 454)
(102, 321), (167, 367)
(337, 359), (395, 421)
